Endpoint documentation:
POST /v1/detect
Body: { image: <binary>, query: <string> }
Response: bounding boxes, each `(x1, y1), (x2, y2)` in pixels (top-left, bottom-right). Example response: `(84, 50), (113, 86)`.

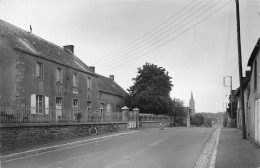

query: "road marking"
(193, 127), (221, 168)
(1, 130), (142, 163)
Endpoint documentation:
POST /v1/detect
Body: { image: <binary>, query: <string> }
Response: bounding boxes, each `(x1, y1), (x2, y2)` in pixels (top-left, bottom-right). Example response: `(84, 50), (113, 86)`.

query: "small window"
(36, 62), (43, 79)
(36, 95), (44, 113)
(87, 77), (91, 89)
(56, 68), (63, 83)
(73, 99), (79, 111)
(73, 73), (78, 87)
(56, 97), (63, 105)
(87, 101), (91, 113)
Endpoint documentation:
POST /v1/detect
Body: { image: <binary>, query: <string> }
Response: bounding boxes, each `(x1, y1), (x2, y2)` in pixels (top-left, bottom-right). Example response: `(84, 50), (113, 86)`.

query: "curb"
(0, 130), (142, 162)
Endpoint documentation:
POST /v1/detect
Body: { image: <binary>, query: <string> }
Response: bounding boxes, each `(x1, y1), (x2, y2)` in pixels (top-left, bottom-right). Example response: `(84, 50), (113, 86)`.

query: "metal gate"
(127, 111), (137, 129)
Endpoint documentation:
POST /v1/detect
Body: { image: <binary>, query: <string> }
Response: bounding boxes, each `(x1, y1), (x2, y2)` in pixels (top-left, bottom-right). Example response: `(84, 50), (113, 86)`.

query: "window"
(36, 95), (44, 113)
(56, 97), (63, 119)
(87, 101), (91, 113)
(73, 99), (79, 111)
(36, 62), (43, 79)
(56, 68), (63, 83)
(31, 94), (49, 114)
(255, 60), (257, 91)
(87, 77), (91, 89)
(73, 73), (78, 87)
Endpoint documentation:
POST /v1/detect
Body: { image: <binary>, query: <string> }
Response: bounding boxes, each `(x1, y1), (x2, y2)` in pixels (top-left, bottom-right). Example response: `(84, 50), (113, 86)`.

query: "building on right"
(189, 91), (196, 114)
(235, 37), (260, 145)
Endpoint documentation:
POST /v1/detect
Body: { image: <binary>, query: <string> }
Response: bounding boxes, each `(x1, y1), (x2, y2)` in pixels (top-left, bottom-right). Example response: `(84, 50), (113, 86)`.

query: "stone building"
(236, 38), (260, 145)
(0, 19), (126, 122)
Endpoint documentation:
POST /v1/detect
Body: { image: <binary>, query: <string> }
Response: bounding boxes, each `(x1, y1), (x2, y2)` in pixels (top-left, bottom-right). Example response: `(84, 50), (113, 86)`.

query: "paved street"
(2, 128), (215, 168)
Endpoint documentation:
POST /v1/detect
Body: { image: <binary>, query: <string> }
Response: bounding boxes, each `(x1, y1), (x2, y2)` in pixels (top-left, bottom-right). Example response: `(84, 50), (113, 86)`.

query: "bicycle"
(89, 124), (98, 135)
(110, 123), (119, 132)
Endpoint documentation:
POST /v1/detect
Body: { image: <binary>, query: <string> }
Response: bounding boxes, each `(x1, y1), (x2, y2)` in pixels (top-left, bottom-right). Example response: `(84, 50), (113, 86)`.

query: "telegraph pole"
(223, 76), (233, 119)
(235, 0), (246, 139)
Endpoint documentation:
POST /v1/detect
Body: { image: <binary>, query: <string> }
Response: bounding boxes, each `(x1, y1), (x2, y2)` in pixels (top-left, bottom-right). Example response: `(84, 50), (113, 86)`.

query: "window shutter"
(45, 96), (49, 114)
(31, 94), (36, 114)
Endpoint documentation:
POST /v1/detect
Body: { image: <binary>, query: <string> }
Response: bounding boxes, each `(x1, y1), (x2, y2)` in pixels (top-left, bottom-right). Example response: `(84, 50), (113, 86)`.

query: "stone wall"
(140, 121), (171, 128)
(1, 122), (127, 149)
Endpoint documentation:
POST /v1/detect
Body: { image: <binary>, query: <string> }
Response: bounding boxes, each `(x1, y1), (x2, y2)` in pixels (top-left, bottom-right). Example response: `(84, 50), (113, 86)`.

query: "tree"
(191, 113), (204, 127)
(126, 63), (173, 115)
(168, 98), (186, 127)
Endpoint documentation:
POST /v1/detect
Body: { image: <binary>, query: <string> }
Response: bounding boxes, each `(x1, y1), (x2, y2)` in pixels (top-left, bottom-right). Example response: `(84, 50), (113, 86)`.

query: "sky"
(0, 0), (259, 113)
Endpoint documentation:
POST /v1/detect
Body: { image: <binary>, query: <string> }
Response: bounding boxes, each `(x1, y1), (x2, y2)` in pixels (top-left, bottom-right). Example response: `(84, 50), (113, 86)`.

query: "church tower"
(189, 91), (195, 113)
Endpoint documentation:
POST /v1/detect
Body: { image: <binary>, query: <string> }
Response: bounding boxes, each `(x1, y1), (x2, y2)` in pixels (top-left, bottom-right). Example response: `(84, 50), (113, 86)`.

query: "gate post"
(121, 106), (129, 122)
(133, 108), (140, 128)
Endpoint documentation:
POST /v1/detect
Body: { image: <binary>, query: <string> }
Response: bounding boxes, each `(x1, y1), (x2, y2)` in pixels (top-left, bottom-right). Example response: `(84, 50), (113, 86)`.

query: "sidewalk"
(215, 128), (260, 168)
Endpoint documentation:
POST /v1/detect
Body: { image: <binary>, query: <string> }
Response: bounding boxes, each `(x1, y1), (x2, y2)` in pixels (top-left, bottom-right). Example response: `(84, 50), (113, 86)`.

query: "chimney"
(89, 66), (95, 73)
(109, 75), (114, 81)
(63, 45), (74, 54)
(30, 25), (32, 33)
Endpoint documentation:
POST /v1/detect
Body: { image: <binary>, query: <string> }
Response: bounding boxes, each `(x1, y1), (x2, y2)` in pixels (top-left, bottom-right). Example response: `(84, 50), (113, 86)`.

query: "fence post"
(133, 108), (140, 128)
(121, 106), (129, 122)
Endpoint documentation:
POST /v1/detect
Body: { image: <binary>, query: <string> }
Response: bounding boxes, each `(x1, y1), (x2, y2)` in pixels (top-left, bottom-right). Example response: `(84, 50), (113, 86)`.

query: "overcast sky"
(0, 0), (259, 113)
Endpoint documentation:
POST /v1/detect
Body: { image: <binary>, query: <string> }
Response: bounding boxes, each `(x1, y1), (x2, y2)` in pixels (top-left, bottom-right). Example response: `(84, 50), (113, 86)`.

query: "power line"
(98, 0), (224, 70)
(98, 0), (232, 72)
(88, 0), (199, 64)
(96, 0), (218, 67)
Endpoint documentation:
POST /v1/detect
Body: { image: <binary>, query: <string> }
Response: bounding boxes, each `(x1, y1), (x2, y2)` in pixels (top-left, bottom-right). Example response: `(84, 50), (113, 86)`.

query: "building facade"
(0, 19), (126, 122)
(236, 38), (260, 145)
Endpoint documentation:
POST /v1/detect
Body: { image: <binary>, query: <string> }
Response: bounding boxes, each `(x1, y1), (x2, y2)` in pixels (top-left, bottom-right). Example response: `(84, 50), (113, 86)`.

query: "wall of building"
(0, 37), (18, 106)
(10, 50), (99, 120)
(99, 92), (125, 112)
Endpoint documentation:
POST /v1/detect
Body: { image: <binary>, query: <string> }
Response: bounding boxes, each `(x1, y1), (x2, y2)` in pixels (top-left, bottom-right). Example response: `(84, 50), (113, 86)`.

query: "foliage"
(171, 98), (186, 116)
(126, 63), (173, 115)
(191, 113), (204, 127)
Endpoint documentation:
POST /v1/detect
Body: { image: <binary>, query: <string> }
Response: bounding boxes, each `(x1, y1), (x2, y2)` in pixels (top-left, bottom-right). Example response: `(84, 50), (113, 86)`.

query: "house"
(0, 19), (127, 123)
(236, 38), (260, 145)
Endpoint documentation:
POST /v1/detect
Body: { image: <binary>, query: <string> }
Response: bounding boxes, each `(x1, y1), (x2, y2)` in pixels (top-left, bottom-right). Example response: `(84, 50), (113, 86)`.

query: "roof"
(98, 75), (127, 97)
(247, 38), (260, 66)
(0, 19), (95, 75)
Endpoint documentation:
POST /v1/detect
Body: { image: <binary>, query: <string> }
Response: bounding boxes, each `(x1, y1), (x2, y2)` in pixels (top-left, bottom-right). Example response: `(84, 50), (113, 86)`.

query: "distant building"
(189, 91), (195, 113)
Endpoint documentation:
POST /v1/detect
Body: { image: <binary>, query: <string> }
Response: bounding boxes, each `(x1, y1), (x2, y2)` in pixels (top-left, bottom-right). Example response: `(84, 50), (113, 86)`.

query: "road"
(2, 127), (215, 168)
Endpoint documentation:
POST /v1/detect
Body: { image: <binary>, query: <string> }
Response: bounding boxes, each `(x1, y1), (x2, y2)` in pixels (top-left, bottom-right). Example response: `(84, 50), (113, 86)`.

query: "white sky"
(0, 0), (259, 113)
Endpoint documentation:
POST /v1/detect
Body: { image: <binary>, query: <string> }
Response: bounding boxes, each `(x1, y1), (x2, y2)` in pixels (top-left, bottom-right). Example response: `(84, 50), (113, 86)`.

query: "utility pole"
(235, 0), (246, 139)
(223, 76), (233, 119)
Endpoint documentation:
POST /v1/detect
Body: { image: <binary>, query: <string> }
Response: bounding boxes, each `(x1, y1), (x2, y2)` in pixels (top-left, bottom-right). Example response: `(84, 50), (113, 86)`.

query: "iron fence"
(0, 105), (124, 125)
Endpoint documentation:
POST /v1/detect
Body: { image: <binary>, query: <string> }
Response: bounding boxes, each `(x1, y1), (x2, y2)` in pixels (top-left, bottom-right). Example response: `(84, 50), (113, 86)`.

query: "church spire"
(189, 91), (195, 113)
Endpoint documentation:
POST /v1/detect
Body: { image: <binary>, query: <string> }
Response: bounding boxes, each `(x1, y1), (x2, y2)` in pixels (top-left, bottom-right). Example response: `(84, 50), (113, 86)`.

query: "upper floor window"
(36, 62), (43, 79)
(73, 73), (78, 87)
(56, 68), (63, 83)
(87, 77), (91, 89)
